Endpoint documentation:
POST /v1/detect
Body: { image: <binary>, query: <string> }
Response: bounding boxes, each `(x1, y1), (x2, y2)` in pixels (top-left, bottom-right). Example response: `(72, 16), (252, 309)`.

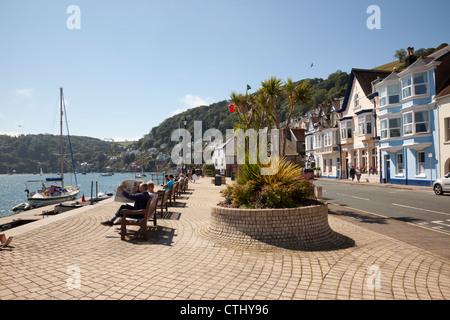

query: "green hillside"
(0, 134), (124, 174)
(136, 70), (350, 152)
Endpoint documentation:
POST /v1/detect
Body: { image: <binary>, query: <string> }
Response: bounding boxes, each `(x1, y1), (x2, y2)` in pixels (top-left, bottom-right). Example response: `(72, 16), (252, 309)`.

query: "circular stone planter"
(208, 203), (352, 251)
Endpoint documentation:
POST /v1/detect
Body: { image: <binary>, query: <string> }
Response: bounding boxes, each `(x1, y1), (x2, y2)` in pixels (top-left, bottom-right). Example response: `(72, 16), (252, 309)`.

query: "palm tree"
(282, 78), (311, 156)
(260, 77), (283, 129)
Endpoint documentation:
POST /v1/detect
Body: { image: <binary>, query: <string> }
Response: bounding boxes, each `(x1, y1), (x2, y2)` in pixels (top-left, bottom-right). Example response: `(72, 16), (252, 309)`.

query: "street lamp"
(429, 153), (433, 187)
(180, 117), (188, 174)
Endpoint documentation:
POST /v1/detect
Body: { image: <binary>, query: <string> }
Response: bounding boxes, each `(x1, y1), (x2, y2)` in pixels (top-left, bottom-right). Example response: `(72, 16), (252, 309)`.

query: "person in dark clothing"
(350, 167), (356, 181)
(101, 182), (156, 226)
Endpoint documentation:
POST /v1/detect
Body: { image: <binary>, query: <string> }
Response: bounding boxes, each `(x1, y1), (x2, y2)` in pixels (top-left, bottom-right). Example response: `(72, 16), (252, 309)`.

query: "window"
(371, 148), (377, 168)
(380, 84), (400, 107)
(324, 131), (332, 147)
(340, 120), (353, 139)
(381, 118), (402, 139)
(353, 151), (358, 167)
(380, 119), (388, 139)
(361, 149), (368, 169)
(415, 111), (429, 133)
(404, 111), (429, 135)
(354, 92), (360, 108)
(396, 153), (404, 174)
(358, 114), (372, 135)
(389, 118), (402, 137)
(404, 113), (413, 135)
(417, 151), (425, 175)
(414, 72), (428, 95)
(446, 118), (450, 142)
(402, 72), (428, 99)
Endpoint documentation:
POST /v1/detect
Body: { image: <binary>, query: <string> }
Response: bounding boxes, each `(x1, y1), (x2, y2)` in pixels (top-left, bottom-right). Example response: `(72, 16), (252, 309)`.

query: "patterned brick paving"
(1, 178), (449, 300)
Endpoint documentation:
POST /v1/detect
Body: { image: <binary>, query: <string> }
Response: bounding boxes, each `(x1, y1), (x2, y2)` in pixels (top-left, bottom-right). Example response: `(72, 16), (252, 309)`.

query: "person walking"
(350, 167), (356, 181)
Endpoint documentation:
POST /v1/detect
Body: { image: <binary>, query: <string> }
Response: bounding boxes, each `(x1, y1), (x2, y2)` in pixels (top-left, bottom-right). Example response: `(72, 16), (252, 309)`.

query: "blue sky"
(0, 0), (448, 141)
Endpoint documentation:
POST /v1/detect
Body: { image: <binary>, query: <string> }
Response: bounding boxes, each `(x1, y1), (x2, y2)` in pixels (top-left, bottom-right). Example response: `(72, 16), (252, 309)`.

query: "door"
(385, 156), (391, 183)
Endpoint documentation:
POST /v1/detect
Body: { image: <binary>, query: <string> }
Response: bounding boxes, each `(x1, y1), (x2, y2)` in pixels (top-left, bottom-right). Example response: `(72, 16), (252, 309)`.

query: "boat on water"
(135, 162), (146, 178)
(101, 172), (114, 176)
(25, 88), (80, 208)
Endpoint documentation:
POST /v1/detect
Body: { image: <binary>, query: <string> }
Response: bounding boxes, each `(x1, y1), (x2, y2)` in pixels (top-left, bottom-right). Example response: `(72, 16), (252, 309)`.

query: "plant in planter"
(219, 157), (317, 209)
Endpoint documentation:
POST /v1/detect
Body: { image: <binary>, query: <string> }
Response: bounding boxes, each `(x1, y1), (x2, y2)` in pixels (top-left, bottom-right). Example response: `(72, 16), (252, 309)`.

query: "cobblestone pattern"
(0, 179), (449, 300)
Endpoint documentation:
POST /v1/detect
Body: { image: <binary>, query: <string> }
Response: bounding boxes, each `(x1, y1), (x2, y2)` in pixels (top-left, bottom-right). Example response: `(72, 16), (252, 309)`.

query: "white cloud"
(170, 94), (214, 116)
(16, 88), (34, 97)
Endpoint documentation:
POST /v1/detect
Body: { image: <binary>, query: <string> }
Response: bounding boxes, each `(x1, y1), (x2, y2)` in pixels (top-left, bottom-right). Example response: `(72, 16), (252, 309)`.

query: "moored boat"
(25, 88), (79, 208)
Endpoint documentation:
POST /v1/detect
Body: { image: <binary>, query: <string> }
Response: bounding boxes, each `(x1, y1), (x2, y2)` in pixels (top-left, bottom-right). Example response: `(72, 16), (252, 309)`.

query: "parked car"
(302, 168), (315, 180)
(433, 172), (450, 195)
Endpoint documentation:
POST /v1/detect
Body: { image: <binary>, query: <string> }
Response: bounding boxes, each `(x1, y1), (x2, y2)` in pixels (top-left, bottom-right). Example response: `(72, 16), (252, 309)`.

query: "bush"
(219, 158), (316, 209)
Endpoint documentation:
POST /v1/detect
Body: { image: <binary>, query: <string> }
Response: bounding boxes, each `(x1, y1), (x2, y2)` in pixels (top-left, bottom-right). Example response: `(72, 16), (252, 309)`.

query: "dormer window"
(402, 72), (428, 99)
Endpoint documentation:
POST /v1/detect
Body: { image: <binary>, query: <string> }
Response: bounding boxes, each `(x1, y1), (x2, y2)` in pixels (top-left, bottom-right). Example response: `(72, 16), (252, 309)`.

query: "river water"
(0, 171), (175, 218)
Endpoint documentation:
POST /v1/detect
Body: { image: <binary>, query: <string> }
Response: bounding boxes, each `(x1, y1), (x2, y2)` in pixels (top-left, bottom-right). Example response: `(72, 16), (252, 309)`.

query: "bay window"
(340, 120), (353, 139)
(358, 114), (372, 135)
(402, 72), (428, 99)
(403, 110), (429, 135)
(380, 118), (402, 139)
(380, 84), (400, 107)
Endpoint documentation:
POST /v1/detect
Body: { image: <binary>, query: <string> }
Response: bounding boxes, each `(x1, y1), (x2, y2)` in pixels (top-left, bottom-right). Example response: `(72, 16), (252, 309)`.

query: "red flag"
(228, 104), (235, 112)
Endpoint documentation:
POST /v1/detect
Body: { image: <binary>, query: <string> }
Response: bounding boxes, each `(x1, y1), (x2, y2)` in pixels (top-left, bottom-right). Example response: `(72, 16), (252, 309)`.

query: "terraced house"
(373, 46), (450, 186)
(337, 68), (392, 182)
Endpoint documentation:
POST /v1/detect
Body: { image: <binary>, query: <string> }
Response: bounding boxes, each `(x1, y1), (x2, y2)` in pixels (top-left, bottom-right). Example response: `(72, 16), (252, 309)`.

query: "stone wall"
(208, 204), (351, 251)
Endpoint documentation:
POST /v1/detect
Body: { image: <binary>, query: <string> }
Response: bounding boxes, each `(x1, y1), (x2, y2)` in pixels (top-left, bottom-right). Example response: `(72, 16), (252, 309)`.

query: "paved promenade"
(1, 177), (449, 301)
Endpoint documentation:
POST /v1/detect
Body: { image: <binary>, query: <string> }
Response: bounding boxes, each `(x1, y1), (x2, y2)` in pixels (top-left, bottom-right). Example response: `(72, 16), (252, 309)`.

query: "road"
(314, 179), (450, 235)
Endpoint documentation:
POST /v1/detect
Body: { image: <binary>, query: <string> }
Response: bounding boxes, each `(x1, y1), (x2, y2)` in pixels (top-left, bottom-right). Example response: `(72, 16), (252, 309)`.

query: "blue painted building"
(373, 49), (450, 186)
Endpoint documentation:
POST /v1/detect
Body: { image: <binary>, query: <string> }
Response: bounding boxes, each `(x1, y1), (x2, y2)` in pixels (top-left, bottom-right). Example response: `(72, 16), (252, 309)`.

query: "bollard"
(314, 186), (322, 199)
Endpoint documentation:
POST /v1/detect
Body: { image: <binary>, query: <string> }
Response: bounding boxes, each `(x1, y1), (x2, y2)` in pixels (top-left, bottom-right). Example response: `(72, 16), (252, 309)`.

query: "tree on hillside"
(395, 49), (407, 61)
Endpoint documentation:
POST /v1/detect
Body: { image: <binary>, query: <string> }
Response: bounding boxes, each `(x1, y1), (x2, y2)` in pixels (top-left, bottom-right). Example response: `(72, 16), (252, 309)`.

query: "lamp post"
(429, 153), (433, 187)
(181, 117), (188, 174)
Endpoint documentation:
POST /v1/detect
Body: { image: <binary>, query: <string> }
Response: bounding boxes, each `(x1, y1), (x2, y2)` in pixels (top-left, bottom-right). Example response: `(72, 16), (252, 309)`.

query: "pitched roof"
(338, 68), (391, 113)
(436, 85), (450, 100)
(427, 45), (450, 61)
(290, 128), (305, 141)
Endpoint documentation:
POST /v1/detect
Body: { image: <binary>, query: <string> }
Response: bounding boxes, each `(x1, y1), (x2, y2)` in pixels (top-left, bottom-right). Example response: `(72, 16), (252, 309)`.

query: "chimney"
(405, 46), (417, 67)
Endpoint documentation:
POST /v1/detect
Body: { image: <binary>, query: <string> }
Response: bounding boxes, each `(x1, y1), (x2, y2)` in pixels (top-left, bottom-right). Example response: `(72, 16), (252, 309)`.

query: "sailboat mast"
(60, 87), (64, 188)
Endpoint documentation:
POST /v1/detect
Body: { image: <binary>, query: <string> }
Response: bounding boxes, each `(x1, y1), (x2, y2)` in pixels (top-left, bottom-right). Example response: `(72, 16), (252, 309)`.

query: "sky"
(0, 0), (449, 142)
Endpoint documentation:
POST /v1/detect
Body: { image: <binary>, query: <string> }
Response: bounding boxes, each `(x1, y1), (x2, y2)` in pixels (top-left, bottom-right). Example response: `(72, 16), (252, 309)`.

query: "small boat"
(12, 202), (31, 212)
(135, 162), (146, 178)
(101, 172), (114, 176)
(25, 88), (79, 208)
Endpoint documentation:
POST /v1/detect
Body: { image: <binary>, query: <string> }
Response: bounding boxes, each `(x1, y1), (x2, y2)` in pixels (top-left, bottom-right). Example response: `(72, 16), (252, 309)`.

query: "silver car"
(433, 172), (450, 195)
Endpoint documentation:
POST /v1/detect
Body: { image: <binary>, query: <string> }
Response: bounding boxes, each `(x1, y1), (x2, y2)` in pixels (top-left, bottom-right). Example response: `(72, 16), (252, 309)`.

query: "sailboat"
(136, 162), (146, 178)
(25, 88), (80, 208)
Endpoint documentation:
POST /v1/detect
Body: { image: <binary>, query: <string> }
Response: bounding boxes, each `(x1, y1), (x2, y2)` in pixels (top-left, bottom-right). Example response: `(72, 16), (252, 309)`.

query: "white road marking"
(431, 220), (450, 227)
(336, 193), (369, 201)
(351, 196), (370, 201)
(392, 203), (450, 216)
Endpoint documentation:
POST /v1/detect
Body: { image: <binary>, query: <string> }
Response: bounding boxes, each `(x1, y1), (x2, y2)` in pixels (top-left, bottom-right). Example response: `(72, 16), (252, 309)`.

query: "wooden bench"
(172, 181), (182, 202)
(120, 195), (158, 241)
(157, 189), (170, 216)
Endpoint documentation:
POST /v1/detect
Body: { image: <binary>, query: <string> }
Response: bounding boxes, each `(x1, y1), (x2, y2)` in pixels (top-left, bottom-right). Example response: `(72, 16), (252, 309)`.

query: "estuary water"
(0, 171), (173, 218)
